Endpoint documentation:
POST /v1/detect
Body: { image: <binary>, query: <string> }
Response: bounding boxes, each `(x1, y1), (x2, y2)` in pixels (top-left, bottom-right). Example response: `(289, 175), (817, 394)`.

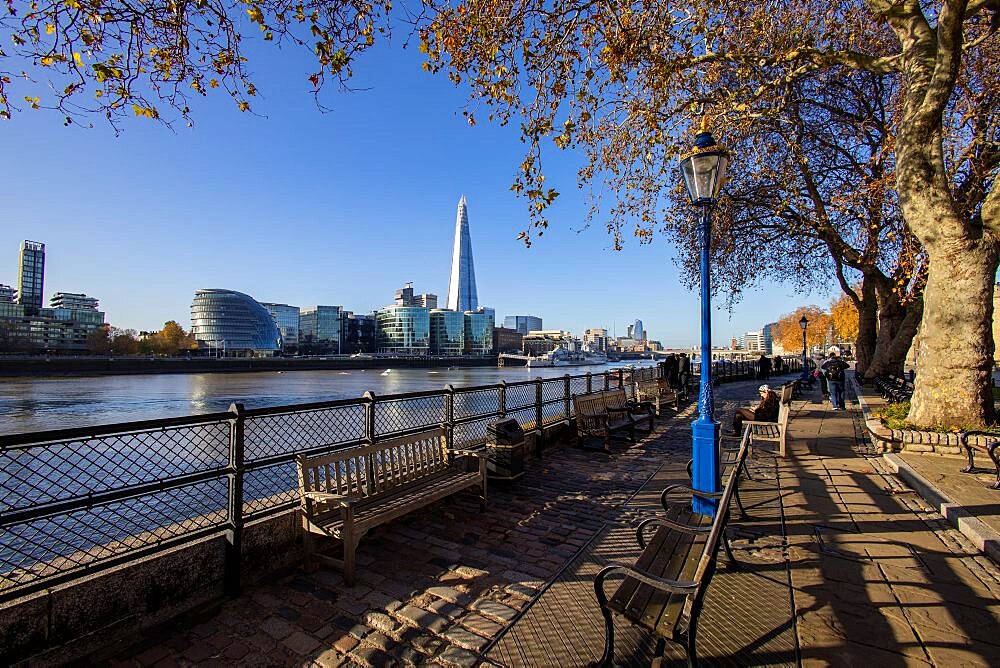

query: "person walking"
(822, 352), (850, 410)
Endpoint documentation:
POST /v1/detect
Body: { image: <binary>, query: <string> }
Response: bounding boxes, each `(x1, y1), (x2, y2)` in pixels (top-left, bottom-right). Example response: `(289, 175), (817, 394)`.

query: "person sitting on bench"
(732, 384), (780, 435)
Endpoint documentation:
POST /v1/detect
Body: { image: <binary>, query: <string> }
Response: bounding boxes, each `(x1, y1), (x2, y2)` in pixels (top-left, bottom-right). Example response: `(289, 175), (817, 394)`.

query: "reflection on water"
(0, 362), (656, 435)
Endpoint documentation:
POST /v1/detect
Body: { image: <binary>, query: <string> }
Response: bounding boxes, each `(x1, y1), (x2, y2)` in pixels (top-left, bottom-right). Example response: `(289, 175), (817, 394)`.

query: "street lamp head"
(799, 315), (809, 330)
(680, 130), (730, 206)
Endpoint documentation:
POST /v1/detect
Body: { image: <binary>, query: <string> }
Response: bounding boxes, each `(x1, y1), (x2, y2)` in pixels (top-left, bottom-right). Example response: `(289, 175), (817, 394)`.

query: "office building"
(17, 240), (45, 309)
(375, 305), (430, 355)
(583, 328), (609, 352)
(342, 312), (377, 353)
(522, 329), (576, 356)
(446, 195), (479, 312)
(0, 284), (15, 303)
(493, 326), (523, 354)
(0, 301), (106, 352)
(50, 292), (99, 311)
(394, 283), (437, 309)
(262, 302), (300, 353)
(430, 309), (465, 355)
(300, 305), (342, 353)
(503, 315), (543, 336)
(190, 289), (281, 356)
(464, 310), (494, 355)
(627, 319), (645, 342)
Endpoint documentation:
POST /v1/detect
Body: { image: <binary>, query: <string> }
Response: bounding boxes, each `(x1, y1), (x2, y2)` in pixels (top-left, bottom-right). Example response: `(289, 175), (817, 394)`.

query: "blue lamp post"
(680, 127), (730, 517)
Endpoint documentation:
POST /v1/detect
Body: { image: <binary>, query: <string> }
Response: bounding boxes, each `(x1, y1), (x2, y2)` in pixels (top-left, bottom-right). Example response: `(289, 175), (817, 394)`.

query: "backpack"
(825, 360), (845, 381)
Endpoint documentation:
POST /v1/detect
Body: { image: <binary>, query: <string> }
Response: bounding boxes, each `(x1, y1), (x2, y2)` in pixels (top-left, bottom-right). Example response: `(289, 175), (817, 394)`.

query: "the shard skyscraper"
(446, 195), (479, 312)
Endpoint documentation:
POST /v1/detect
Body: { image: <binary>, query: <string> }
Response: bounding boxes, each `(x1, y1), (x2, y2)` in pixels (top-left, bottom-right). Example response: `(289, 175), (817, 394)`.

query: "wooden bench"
(960, 431), (1000, 490)
(296, 427), (487, 585)
(635, 377), (680, 416)
(874, 375), (913, 403)
(743, 382), (794, 457)
(573, 388), (655, 451)
(593, 436), (750, 666)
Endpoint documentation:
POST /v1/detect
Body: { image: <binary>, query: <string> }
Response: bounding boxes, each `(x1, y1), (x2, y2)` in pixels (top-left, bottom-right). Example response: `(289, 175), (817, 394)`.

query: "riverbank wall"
(0, 355), (498, 378)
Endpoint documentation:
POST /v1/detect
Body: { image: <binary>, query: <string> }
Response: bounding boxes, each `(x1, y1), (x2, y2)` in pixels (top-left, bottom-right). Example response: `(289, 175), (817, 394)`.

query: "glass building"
(50, 292), (100, 310)
(190, 289), (281, 356)
(464, 311), (494, 355)
(430, 309), (466, 355)
(446, 196), (479, 312)
(342, 312), (377, 353)
(376, 306), (430, 355)
(300, 305), (342, 353)
(262, 303), (300, 353)
(0, 302), (106, 352)
(503, 315), (543, 336)
(17, 240), (45, 309)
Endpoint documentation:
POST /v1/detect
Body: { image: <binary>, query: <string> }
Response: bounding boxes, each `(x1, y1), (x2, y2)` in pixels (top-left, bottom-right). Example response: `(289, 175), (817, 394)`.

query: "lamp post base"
(690, 417), (720, 516)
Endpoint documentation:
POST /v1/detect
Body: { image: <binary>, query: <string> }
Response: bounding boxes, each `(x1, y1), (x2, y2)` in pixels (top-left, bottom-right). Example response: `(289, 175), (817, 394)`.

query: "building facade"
(446, 196), (479, 312)
(430, 309), (466, 355)
(522, 329), (576, 356)
(376, 306), (430, 355)
(190, 289), (281, 356)
(17, 240), (45, 309)
(300, 305), (341, 353)
(582, 327), (609, 352)
(463, 311), (494, 355)
(492, 326), (523, 354)
(0, 284), (16, 303)
(0, 302), (105, 352)
(50, 292), (100, 311)
(342, 312), (377, 353)
(262, 302), (300, 353)
(503, 315), (542, 336)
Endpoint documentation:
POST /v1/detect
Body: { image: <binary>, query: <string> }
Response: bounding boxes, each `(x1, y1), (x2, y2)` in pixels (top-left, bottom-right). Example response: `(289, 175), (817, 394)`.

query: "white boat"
(525, 347), (608, 368)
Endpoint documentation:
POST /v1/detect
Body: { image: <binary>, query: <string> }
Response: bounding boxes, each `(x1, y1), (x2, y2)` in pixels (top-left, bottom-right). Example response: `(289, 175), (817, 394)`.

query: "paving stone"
(260, 616), (294, 641)
(427, 586), (470, 605)
(459, 612), (504, 638)
(312, 648), (345, 668)
(441, 626), (489, 652)
(436, 644), (481, 668)
(360, 630), (396, 652)
(282, 631), (321, 657)
(222, 641), (251, 660)
(134, 645), (171, 664)
(394, 605), (449, 634)
(333, 633), (360, 654)
(336, 597), (369, 616)
(471, 599), (518, 623)
(349, 642), (393, 668)
(427, 598), (465, 620)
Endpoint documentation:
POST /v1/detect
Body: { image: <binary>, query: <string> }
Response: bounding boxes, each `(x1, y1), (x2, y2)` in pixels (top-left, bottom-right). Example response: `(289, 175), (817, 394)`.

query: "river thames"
(0, 361), (657, 435)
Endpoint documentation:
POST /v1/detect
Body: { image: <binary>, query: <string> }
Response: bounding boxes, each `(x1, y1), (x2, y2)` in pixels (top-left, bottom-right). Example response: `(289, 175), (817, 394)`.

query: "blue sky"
(1, 39), (832, 347)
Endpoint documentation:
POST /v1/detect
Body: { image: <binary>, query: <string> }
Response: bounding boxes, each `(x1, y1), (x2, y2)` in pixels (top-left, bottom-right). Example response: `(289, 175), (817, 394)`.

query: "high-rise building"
(0, 284), (16, 303)
(261, 302), (300, 352)
(446, 195), (479, 312)
(375, 305), (430, 355)
(300, 305), (342, 353)
(17, 240), (45, 309)
(50, 292), (99, 311)
(503, 315), (542, 336)
(394, 283), (437, 309)
(628, 319), (645, 342)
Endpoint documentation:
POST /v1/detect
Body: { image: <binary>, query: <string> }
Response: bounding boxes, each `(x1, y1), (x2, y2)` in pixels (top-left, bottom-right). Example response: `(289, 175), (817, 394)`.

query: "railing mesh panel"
(453, 417), (492, 450)
(0, 424), (229, 512)
(245, 404), (364, 460)
(453, 389), (499, 420)
(569, 376), (590, 397)
(505, 383), (536, 410)
(375, 396), (445, 436)
(507, 408), (537, 432)
(541, 378), (565, 403)
(0, 478), (227, 593)
(244, 462), (299, 517)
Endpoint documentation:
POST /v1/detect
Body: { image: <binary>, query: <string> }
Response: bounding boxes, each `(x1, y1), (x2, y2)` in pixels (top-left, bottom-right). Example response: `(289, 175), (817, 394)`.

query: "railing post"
(617, 368), (624, 389)
(363, 391), (376, 445)
(603, 371), (610, 390)
(498, 380), (507, 418)
(586, 372), (592, 394)
(225, 402), (246, 598)
(535, 377), (544, 450)
(444, 385), (455, 450)
(564, 374), (571, 420)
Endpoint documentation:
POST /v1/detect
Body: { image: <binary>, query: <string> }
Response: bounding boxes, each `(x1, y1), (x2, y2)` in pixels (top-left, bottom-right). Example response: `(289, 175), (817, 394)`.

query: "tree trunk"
(865, 282), (907, 379)
(907, 238), (996, 427)
(854, 277), (878, 379)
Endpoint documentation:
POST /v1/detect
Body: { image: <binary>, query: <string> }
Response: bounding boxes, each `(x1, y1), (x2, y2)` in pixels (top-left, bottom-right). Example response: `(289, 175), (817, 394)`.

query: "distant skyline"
(1, 43), (835, 347)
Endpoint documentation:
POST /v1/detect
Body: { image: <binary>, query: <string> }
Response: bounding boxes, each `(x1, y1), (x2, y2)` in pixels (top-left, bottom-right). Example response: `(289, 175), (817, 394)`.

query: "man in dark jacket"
(821, 353), (850, 410)
(732, 384), (780, 435)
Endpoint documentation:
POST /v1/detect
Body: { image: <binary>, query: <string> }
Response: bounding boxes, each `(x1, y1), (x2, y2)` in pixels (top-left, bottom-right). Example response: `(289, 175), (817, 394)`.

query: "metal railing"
(0, 359), (802, 602)
(1, 368), (640, 602)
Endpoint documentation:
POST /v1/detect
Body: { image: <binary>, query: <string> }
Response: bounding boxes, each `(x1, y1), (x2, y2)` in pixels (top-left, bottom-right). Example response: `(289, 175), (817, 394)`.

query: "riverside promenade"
(102, 376), (1000, 667)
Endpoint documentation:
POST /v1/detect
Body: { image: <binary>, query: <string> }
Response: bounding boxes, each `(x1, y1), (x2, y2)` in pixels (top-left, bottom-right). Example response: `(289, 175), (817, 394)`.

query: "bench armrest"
(594, 563), (698, 603)
(303, 491), (357, 506)
(660, 483), (722, 512)
(635, 516), (711, 548)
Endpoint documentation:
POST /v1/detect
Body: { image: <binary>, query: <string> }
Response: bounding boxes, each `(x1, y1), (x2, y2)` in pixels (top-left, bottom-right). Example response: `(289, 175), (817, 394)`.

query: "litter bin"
(486, 419), (526, 481)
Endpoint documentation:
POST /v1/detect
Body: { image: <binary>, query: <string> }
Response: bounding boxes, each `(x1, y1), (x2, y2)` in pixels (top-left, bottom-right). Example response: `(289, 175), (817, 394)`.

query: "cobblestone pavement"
(107, 375), (1000, 667)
